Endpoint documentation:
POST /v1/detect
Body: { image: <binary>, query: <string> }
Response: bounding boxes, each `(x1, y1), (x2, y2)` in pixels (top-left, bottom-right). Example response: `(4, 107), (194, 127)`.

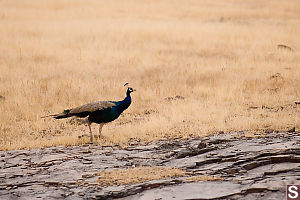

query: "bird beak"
(133, 89), (136, 92)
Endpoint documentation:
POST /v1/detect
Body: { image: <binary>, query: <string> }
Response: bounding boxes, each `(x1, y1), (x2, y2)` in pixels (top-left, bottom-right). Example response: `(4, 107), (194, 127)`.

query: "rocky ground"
(1, 131), (300, 200)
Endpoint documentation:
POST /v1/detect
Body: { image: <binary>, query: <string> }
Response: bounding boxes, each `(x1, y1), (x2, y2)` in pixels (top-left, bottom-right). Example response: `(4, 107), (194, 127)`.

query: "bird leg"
(88, 121), (93, 143)
(97, 123), (104, 139)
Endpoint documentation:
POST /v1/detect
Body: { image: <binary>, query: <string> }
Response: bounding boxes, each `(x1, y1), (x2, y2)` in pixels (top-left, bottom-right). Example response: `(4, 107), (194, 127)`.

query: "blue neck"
(117, 93), (131, 113)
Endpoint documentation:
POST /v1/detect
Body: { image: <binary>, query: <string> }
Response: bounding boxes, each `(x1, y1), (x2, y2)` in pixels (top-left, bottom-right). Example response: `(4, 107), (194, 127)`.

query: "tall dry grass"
(0, 0), (300, 150)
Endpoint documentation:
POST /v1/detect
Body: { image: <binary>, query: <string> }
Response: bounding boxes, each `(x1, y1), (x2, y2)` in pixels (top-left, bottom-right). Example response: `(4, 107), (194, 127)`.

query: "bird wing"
(69, 101), (116, 115)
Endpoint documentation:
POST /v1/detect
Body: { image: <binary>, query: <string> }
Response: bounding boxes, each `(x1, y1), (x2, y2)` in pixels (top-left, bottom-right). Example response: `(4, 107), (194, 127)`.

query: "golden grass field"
(0, 0), (300, 150)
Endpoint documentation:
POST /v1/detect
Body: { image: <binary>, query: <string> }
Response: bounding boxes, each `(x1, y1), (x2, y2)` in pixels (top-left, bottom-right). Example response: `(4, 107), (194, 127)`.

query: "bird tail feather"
(41, 109), (71, 119)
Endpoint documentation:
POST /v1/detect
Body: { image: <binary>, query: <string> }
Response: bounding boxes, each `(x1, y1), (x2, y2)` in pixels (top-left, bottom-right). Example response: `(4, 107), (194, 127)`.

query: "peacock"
(42, 83), (136, 142)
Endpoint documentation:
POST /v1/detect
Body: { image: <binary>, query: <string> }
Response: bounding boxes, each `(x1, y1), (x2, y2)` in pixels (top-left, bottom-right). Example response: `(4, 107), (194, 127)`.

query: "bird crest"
(124, 82), (129, 87)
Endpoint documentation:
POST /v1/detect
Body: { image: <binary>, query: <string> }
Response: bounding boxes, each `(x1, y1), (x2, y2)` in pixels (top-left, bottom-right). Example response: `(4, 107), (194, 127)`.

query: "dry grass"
(97, 166), (187, 186)
(97, 166), (218, 186)
(184, 175), (222, 182)
(1, 0), (300, 150)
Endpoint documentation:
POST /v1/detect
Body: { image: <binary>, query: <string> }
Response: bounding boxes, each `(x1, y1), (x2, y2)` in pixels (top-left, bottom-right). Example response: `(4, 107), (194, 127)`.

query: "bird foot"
(93, 135), (102, 140)
(78, 134), (89, 139)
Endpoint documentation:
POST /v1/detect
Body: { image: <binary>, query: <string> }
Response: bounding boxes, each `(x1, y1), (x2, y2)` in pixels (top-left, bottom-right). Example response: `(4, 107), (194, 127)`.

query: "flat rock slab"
(1, 131), (300, 200)
(122, 182), (243, 200)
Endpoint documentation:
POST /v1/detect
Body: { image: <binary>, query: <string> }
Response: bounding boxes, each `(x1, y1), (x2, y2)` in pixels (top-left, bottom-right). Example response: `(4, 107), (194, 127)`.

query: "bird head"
(124, 83), (136, 95)
(127, 87), (136, 93)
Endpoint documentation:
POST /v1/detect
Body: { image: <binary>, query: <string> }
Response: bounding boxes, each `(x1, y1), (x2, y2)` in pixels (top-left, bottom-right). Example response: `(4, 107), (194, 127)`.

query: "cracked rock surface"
(1, 131), (300, 200)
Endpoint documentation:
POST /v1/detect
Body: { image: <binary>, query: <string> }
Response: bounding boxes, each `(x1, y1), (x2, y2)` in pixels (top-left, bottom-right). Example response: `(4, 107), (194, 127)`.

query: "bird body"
(89, 97), (131, 124)
(44, 86), (135, 142)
